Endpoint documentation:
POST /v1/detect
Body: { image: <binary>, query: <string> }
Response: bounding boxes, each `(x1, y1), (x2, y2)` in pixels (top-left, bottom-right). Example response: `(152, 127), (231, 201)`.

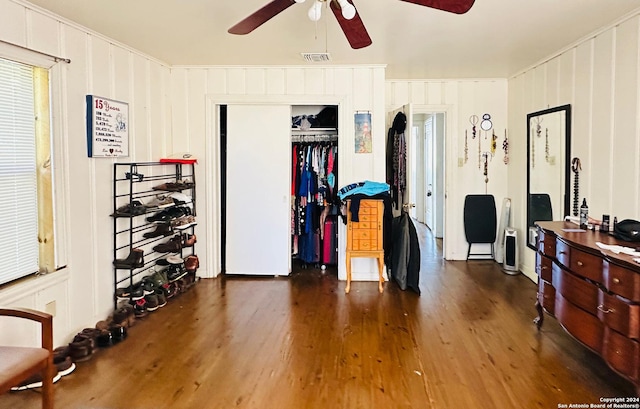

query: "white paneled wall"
(385, 79), (509, 260)
(509, 13), (640, 281)
(170, 65), (386, 281)
(0, 0), (172, 347)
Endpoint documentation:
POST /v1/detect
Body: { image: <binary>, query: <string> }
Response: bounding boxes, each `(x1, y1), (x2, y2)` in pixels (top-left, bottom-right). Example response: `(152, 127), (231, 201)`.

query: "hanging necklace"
(572, 157), (582, 216)
(464, 130), (468, 164)
(469, 115), (478, 139)
(545, 128), (550, 162)
(534, 116), (543, 138)
(502, 129), (509, 165)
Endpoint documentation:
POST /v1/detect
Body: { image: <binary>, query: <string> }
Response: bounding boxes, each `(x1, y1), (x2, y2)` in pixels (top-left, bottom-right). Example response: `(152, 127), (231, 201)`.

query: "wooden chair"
(0, 307), (54, 409)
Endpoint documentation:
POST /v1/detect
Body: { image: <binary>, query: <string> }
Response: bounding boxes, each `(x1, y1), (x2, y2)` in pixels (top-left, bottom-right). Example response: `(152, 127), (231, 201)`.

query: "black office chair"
(463, 194), (497, 260)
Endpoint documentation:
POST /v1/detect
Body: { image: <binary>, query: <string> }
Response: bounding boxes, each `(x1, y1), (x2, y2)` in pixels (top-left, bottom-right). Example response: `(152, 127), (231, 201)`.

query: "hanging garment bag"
(322, 215), (338, 265)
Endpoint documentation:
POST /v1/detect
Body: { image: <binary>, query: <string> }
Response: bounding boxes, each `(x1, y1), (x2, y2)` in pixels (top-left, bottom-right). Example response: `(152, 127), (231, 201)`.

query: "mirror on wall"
(526, 104), (571, 249)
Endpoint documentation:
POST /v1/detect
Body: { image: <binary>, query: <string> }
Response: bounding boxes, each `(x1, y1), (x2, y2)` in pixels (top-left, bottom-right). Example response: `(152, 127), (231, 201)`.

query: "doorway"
(388, 104), (449, 255)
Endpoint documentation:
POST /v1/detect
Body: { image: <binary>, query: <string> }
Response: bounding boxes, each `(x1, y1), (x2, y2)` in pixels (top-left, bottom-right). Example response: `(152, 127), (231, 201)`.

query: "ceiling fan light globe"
(308, 1), (322, 21)
(341, 3), (356, 19)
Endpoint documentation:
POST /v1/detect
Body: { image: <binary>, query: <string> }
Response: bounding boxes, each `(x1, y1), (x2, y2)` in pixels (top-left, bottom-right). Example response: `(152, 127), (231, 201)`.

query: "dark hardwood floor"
(1, 221), (635, 408)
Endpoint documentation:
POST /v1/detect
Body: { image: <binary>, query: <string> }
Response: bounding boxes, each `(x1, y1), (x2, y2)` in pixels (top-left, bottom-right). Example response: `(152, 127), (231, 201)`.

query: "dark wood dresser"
(535, 221), (640, 396)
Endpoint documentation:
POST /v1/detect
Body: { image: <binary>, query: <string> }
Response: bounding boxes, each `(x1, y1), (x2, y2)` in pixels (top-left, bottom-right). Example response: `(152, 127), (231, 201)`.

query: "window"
(0, 57), (54, 285)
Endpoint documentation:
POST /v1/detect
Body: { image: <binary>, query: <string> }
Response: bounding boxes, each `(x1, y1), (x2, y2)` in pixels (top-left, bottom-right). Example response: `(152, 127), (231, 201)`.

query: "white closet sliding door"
(226, 104), (291, 275)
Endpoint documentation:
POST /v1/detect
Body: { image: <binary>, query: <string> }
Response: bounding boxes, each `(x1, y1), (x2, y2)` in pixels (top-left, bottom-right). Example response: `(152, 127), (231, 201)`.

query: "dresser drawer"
(603, 327), (640, 381)
(536, 252), (553, 282)
(552, 263), (599, 315)
(351, 239), (378, 251)
(556, 239), (571, 269)
(353, 229), (376, 240)
(598, 290), (640, 339)
(355, 215), (375, 223)
(537, 229), (556, 257)
(570, 247), (603, 284)
(538, 279), (555, 315)
(603, 261), (640, 302)
(555, 240), (602, 283)
(555, 293), (604, 354)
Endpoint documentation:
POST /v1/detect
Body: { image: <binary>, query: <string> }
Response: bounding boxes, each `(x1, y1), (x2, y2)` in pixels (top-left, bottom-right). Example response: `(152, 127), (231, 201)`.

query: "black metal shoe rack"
(112, 162), (196, 309)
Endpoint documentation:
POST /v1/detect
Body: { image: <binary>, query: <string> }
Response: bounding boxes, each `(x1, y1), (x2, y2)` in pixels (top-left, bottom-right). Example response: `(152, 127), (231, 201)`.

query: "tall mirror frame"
(526, 104), (572, 250)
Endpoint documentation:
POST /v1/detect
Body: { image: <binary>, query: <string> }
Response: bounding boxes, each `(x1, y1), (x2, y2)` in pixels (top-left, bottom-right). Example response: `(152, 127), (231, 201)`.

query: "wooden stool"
(345, 199), (385, 294)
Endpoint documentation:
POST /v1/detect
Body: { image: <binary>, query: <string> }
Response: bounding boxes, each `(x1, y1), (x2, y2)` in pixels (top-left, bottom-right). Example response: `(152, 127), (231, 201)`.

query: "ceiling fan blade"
(228, 0), (296, 35)
(329, 0), (372, 49)
(399, 0), (475, 14)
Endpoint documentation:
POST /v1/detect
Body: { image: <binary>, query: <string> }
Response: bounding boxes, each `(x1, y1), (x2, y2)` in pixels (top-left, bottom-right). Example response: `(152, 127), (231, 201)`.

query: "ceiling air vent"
(301, 52), (331, 63)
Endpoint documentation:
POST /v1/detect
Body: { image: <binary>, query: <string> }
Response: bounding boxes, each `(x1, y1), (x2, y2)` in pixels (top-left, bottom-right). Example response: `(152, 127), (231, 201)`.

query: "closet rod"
(291, 134), (338, 142)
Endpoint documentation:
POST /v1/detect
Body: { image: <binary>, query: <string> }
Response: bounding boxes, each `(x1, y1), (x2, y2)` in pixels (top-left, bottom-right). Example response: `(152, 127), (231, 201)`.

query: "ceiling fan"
(228, 0), (475, 50)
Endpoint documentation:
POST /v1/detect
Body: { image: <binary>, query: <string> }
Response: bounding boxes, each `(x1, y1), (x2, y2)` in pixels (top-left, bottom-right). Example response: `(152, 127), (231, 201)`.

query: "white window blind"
(0, 58), (39, 285)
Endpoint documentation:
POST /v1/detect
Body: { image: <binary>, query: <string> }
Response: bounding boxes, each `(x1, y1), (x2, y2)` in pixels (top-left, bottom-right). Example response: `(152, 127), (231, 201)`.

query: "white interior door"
(424, 116), (434, 229)
(226, 104), (291, 275)
(403, 104), (415, 218)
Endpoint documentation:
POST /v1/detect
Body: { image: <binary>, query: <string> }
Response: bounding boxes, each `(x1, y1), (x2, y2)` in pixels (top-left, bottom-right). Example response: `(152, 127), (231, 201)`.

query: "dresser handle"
(597, 304), (614, 314)
(559, 251), (567, 255)
(576, 261), (583, 267)
(612, 277), (620, 284)
(541, 266), (548, 270)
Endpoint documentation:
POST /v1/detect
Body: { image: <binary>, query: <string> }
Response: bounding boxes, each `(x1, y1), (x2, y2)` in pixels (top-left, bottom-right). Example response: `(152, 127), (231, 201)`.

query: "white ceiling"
(25, 0), (640, 79)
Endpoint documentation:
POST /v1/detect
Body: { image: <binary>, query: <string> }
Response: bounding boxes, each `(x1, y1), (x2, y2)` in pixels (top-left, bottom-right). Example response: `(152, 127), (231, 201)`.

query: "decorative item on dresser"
(535, 221), (640, 396)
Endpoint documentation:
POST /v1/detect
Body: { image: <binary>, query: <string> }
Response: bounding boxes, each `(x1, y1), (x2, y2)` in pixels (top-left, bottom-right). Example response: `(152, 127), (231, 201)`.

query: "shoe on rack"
(143, 223), (173, 238)
(167, 263), (188, 282)
(130, 298), (148, 319)
(166, 255), (183, 265)
(169, 192), (192, 205)
(153, 179), (195, 192)
(147, 269), (168, 289)
(184, 254), (200, 273)
(154, 288), (168, 308)
(146, 209), (173, 223)
(182, 233), (197, 247)
(171, 215), (197, 230)
(145, 293), (160, 312)
(110, 200), (147, 217)
(145, 194), (175, 209)
(166, 206), (191, 219)
(115, 284), (144, 300)
(139, 279), (155, 296)
(113, 248), (144, 269)
(152, 236), (182, 253)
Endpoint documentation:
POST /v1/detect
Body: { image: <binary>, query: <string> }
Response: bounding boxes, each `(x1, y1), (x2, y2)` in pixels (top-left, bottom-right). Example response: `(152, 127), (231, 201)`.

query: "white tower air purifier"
(503, 227), (519, 274)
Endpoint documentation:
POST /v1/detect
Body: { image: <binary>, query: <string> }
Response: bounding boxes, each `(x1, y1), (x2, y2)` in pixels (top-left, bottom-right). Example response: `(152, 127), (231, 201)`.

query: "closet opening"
(290, 105), (339, 277)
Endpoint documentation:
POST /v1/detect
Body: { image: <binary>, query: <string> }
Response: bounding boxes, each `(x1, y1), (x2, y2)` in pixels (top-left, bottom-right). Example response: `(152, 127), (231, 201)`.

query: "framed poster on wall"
(86, 95), (129, 157)
(354, 112), (372, 153)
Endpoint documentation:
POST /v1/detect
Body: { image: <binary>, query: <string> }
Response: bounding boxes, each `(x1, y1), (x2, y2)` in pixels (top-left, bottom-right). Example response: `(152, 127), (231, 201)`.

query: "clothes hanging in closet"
(291, 140), (339, 264)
